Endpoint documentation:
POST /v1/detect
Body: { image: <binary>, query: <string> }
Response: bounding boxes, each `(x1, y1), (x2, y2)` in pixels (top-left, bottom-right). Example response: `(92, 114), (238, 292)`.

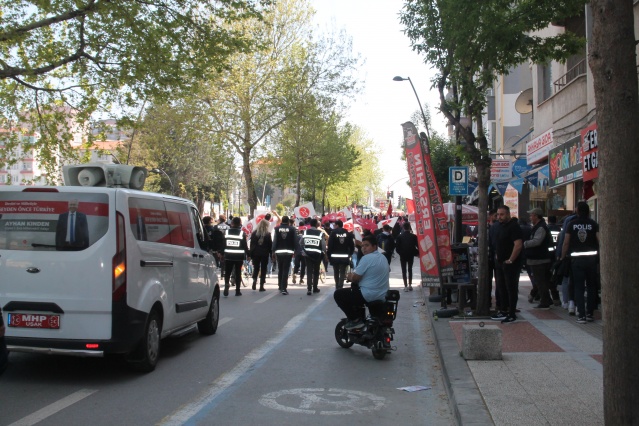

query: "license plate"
(8, 313), (60, 329)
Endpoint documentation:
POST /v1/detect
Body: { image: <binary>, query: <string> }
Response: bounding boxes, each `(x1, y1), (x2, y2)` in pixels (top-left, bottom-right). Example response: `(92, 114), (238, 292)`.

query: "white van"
(0, 164), (220, 372)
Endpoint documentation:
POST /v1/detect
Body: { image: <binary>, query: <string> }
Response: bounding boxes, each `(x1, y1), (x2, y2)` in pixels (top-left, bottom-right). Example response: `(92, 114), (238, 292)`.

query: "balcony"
(553, 59), (587, 94)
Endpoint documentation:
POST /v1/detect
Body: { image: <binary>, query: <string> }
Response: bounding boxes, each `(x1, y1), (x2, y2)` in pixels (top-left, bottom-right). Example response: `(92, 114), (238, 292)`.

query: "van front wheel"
(198, 294), (219, 335)
(127, 310), (162, 372)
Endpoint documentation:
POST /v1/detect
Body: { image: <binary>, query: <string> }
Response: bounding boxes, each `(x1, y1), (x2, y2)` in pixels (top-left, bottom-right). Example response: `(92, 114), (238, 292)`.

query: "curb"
(423, 288), (495, 426)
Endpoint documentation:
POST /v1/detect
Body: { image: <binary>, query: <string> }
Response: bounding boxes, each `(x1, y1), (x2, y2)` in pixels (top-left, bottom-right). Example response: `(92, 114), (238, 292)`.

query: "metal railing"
(553, 59), (587, 93)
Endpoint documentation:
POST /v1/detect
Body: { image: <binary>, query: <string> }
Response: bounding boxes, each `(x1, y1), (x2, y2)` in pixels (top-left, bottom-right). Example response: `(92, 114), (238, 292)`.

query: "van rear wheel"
(127, 309), (162, 372)
(198, 293), (219, 335)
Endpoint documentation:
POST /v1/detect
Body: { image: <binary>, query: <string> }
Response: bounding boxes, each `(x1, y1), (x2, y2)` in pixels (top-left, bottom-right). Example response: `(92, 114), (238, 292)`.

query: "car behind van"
(0, 165), (220, 372)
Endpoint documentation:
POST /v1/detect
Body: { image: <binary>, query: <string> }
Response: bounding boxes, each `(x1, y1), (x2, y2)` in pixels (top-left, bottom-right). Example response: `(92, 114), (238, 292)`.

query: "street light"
(393, 76), (431, 140)
(150, 168), (174, 195)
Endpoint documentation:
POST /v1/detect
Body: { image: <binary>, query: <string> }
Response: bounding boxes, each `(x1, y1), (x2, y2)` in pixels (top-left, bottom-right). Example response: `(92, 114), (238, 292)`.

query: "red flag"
(402, 122), (453, 287)
(386, 201), (393, 217)
(405, 198), (415, 215)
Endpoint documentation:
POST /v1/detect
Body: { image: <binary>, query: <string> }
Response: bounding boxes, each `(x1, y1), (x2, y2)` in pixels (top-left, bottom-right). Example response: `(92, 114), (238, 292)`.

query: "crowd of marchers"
(200, 211), (420, 297)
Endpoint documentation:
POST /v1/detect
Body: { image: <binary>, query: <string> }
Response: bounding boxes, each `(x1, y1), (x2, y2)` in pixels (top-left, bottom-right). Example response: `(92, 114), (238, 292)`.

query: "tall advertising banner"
(402, 122), (453, 287)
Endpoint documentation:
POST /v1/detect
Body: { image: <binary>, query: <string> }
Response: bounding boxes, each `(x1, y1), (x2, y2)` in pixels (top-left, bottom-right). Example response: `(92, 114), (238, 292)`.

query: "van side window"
(164, 202), (194, 248)
(128, 198), (169, 244)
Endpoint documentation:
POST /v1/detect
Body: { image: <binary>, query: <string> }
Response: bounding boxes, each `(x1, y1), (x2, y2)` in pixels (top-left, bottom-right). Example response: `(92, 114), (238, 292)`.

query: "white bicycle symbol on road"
(259, 388), (386, 415)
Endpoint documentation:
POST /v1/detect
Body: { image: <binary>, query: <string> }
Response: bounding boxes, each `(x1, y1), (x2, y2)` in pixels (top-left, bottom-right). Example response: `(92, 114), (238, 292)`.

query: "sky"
(311, 0), (448, 202)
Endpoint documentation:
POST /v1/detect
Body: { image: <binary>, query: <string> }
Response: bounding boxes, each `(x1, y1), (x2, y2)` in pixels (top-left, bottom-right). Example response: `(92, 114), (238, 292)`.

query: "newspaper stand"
(435, 243), (475, 317)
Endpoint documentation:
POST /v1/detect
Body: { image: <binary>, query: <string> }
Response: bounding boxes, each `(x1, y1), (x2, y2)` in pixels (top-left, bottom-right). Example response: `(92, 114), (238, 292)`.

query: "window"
(128, 198), (194, 248)
(165, 202), (194, 248)
(0, 193), (110, 251)
(538, 63), (552, 103)
(128, 197), (168, 244)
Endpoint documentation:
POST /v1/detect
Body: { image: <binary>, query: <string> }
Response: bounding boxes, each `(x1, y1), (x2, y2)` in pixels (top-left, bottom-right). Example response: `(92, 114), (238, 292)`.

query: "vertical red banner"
(402, 122), (453, 286)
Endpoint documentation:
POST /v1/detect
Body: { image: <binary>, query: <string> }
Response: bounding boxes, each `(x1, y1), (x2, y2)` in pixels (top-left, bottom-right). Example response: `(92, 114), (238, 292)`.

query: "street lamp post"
(393, 76), (431, 140)
(150, 168), (174, 195)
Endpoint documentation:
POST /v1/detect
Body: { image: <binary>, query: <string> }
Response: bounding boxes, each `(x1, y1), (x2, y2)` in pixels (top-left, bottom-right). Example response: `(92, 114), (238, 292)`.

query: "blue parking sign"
(449, 166), (469, 196)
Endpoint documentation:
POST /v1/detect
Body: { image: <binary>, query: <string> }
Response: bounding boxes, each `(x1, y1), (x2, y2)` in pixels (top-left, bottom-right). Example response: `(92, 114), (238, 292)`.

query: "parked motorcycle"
(334, 290), (400, 360)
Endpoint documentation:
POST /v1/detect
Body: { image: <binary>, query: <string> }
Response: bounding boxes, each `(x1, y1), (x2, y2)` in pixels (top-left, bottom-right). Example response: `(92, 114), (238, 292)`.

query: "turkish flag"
(405, 198), (415, 215)
(387, 201), (393, 217)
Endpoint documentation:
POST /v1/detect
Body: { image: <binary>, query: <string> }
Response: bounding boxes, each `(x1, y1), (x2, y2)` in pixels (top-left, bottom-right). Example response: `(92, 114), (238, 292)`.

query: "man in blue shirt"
(334, 235), (390, 329)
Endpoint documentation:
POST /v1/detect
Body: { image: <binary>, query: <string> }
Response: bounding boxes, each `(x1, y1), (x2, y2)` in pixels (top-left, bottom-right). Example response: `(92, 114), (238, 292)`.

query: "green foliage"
(201, 0), (361, 213)
(275, 203), (286, 216)
(128, 95), (235, 199)
(428, 133), (457, 201)
(0, 0), (265, 176)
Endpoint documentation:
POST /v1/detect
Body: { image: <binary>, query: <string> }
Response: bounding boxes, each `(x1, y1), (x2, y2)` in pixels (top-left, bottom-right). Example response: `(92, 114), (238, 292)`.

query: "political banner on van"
(294, 202), (316, 220)
(402, 121), (453, 287)
(0, 195), (110, 250)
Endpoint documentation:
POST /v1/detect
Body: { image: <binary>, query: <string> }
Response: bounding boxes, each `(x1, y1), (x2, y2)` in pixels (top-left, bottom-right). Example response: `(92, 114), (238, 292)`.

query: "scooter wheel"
(372, 348), (387, 360)
(335, 319), (354, 348)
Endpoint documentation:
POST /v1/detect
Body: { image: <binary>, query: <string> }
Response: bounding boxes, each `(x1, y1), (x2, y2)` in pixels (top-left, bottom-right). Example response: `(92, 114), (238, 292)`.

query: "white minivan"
(0, 164), (220, 372)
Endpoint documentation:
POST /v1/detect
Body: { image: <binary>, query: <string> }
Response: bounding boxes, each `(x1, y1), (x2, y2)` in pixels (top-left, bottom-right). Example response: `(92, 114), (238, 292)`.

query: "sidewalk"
(425, 274), (604, 426)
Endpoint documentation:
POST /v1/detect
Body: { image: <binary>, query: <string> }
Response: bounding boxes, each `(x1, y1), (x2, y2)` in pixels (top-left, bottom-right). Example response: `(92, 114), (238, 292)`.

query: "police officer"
(302, 218), (326, 295)
(272, 216), (297, 295)
(222, 217), (248, 297)
(560, 201), (600, 324)
(328, 220), (354, 289)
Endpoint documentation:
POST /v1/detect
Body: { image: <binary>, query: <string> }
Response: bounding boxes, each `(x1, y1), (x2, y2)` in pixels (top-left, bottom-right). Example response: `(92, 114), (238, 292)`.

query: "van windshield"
(0, 192), (109, 251)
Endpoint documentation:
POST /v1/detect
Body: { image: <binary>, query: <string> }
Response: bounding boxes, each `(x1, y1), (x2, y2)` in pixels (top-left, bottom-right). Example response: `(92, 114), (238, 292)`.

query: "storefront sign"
(449, 166), (469, 196)
(582, 123), (599, 182)
(490, 159), (512, 180)
(526, 129), (554, 165)
(548, 136), (582, 188)
(503, 184), (519, 215)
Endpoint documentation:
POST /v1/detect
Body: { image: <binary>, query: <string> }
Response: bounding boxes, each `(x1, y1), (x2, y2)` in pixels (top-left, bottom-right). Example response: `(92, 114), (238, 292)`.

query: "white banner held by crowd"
(377, 216), (398, 230)
(294, 202), (316, 220)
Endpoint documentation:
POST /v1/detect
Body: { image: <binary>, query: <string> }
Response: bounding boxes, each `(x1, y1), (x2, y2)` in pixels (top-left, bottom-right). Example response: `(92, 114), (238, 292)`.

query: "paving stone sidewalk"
(425, 275), (603, 426)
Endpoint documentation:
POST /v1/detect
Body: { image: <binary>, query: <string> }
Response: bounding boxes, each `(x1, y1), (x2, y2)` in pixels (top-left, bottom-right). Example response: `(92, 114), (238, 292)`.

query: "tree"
(129, 96), (234, 205)
(588, 0), (639, 422)
(401, 0), (586, 315)
(0, 0), (264, 175)
(202, 0), (360, 215)
(428, 133), (457, 202)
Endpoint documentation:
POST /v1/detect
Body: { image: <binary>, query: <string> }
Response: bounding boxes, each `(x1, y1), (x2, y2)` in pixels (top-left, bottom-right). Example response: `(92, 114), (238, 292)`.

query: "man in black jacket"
(211, 215), (230, 275)
(328, 220), (354, 289)
(222, 217), (248, 297)
(376, 224), (395, 265)
(301, 219), (326, 295)
(395, 222), (418, 291)
(523, 208), (553, 309)
(491, 205), (524, 323)
(272, 216), (297, 295)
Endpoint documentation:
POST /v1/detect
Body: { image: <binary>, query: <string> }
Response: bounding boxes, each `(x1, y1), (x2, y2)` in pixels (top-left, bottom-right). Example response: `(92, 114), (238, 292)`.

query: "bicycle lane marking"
(158, 290), (332, 426)
(259, 388), (385, 415)
(8, 389), (98, 426)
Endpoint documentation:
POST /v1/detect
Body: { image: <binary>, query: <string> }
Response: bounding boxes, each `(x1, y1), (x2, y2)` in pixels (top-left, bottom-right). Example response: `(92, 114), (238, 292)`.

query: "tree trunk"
(475, 160), (492, 315)
(295, 162), (302, 207)
(589, 0), (639, 422)
(322, 184), (327, 215)
(241, 149), (258, 216)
